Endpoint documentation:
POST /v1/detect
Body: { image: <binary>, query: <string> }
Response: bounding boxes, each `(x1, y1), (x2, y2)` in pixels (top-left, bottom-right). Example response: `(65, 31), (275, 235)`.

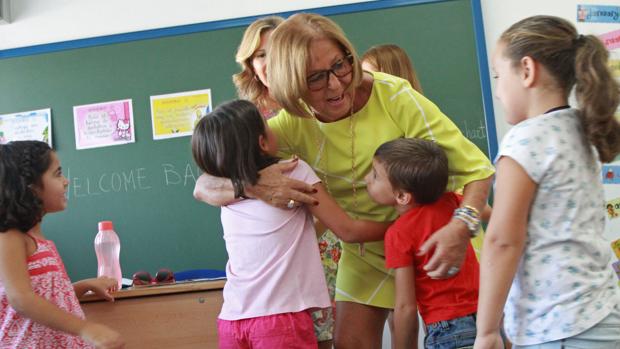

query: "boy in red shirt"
(365, 138), (481, 349)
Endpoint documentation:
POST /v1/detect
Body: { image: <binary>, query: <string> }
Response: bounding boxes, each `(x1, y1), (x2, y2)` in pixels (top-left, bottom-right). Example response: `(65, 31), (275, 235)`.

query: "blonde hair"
(362, 44), (423, 94)
(267, 13), (363, 118)
(232, 16), (284, 111)
(500, 15), (620, 163)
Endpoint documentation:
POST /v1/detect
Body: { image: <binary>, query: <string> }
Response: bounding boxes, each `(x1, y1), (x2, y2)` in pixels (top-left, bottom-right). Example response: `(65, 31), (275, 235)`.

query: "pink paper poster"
(599, 29), (620, 50)
(73, 99), (135, 150)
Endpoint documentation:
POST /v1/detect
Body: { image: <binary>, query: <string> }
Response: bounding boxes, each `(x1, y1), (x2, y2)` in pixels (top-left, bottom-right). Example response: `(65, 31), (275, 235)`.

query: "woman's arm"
(387, 81), (494, 278)
(474, 157), (534, 349)
(193, 160), (318, 208)
(0, 230), (124, 348)
(393, 266), (419, 349)
(309, 183), (390, 243)
(419, 176), (493, 278)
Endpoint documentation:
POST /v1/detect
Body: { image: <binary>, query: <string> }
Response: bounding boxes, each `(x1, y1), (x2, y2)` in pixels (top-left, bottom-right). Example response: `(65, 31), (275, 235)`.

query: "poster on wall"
(0, 108), (52, 146)
(73, 99), (135, 150)
(576, 4), (620, 243)
(577, 4), (620, 23)
(150, 89), (212, 140)
(602, 29), (620, 123)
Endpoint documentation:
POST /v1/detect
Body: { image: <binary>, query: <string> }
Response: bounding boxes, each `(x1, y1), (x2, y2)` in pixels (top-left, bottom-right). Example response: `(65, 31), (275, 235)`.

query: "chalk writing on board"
(67, 167), (152, 198)
(162, 163), (199, 186)
(66, 162), (201, 199)
(462, 119), (487, 141)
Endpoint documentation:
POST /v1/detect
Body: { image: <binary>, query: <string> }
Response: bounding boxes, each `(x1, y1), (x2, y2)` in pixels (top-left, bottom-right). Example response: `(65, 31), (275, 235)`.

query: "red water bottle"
(94, 221), (122, 289)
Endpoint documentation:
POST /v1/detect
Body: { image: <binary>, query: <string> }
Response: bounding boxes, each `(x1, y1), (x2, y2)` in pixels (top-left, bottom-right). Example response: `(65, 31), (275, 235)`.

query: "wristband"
(232, 180), (248, 199)
(453, 205), (481, 237)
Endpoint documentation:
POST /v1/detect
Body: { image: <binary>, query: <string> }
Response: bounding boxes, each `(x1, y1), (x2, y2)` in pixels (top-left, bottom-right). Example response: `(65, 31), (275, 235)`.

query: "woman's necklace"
(313, 103), (364, 256)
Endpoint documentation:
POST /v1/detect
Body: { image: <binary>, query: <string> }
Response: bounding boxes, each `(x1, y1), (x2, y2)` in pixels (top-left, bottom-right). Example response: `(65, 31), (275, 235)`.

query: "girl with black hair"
(0, 141), (124, 348)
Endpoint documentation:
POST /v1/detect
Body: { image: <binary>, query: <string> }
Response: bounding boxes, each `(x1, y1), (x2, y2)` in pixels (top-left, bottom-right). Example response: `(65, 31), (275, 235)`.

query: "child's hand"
(89, 277), (119, 302)
(474, 332), (504, 349)
(80, 322), (125, 349)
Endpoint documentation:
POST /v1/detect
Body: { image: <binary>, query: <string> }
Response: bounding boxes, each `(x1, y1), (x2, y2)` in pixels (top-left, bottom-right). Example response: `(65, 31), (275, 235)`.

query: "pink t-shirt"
(0, 234), (93, 349)
(218, 160), (331, 320)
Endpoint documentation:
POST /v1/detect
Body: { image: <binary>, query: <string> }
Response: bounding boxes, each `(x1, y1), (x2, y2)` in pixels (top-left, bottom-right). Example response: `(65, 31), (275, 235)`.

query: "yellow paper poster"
(150, 89), (212, 140)
(612, 238), (620, 259)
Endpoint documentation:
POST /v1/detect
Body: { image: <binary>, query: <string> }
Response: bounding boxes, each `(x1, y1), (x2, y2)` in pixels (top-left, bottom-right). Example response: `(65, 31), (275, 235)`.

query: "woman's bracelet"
(453, 205), (481, 237)
(232, 180), (248, 199)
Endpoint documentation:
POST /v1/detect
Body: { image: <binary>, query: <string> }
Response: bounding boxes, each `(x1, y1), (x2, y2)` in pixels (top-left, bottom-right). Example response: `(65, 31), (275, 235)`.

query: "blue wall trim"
(0, 0), (461, 59)
(470, 0), (498, 159)
(0, 0), (497, 157)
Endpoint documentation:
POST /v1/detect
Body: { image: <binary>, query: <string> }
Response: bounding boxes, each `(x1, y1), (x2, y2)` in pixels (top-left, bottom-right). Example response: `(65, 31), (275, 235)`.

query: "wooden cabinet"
(80, 280), (224, 349)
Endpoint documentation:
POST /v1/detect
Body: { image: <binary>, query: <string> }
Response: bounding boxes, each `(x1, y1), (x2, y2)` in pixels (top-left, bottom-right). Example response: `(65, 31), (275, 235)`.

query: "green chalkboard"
(0, 0), (491, 281)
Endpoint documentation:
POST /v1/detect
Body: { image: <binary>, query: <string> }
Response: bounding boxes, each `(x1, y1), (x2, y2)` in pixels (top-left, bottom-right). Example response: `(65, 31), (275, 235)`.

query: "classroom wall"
(2, 0), (617, 146)
(0, 0), (370, 50)
(481, 0), (620, 143)
(2, 1), (618, 348)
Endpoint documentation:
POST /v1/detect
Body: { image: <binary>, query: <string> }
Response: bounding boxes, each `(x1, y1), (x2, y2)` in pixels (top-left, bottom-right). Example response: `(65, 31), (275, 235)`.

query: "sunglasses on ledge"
(132, 268), (175, 287)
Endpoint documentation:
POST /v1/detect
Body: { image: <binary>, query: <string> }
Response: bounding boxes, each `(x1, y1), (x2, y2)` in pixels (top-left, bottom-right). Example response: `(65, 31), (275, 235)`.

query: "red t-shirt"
(385, 192), (479, 324)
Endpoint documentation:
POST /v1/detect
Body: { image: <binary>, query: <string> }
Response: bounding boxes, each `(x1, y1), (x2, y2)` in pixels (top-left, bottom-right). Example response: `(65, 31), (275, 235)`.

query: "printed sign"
(73, 99), (135, 150)
(606, 197), (620, 220)
(599, 29), (620, 51)
(150, 89), (212, 140)
(612, 238), (620, 259)
(602, 165), (620, 184)
(613, 261), (620, 280)
(0, 108), (52, 146)
(577, 4), (620, 23)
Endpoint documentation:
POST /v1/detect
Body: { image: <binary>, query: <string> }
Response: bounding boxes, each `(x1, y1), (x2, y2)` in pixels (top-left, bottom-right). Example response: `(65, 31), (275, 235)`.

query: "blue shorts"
(424, 313), (477, 349)
(514, 305), (620, 349)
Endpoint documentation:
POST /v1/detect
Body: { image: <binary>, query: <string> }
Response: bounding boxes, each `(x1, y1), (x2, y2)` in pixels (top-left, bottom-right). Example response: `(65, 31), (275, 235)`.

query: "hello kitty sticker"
(73, 99), (135, 150)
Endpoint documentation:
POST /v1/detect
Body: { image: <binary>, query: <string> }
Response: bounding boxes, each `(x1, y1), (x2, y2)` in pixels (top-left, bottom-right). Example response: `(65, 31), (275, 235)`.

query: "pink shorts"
(217, 311), (318, 349)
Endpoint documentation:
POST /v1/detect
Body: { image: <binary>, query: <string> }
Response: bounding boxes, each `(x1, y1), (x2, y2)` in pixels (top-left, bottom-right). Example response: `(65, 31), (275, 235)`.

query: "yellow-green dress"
(268, 71), (494, 308)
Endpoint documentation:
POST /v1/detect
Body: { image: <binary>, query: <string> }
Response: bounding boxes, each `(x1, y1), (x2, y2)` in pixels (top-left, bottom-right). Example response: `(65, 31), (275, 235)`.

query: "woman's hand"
(474, 332), (504, 349)
(80, 322), (125, 349)
(417, 219), (470, 279)
(245, 160), (317, 208)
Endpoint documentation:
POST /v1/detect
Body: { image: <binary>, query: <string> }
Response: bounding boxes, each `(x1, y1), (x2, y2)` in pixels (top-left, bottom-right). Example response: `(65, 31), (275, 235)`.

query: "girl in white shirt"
(475, 15), (620, 349)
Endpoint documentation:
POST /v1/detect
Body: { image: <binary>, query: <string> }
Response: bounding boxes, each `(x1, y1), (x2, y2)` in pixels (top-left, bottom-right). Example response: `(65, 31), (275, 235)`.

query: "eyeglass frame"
(306, 54), (354, 91)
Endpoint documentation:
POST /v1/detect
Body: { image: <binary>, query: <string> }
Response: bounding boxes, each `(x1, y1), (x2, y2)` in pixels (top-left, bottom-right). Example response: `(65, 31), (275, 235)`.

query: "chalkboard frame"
(0, 0), (497, 156)
(0, 0), (498, 281)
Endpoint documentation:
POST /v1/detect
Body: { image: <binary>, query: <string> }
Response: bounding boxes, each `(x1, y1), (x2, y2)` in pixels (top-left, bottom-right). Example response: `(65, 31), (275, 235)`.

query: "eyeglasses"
(132, 268), (175, 287)
(306, 54), (354, 91)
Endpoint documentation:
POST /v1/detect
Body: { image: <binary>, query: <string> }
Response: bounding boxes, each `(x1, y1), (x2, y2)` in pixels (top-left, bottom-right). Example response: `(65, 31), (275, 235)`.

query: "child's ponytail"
(501, 15), (620, 163)
(574, 35), (620, 163)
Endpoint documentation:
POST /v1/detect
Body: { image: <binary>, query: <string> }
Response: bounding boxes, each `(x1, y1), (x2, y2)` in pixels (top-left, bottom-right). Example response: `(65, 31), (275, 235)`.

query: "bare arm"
(393, 266), (419, 349)
(0, 230), (124, 348)
(419, 176), (493, 278)
(73, 277), (118, 301)
(193, 160), (317, 208)
(193, 173), (237, 206)
(308, 183), (390, 243)
(474, 158), (534, 349)
(481, 204), (492, 223)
